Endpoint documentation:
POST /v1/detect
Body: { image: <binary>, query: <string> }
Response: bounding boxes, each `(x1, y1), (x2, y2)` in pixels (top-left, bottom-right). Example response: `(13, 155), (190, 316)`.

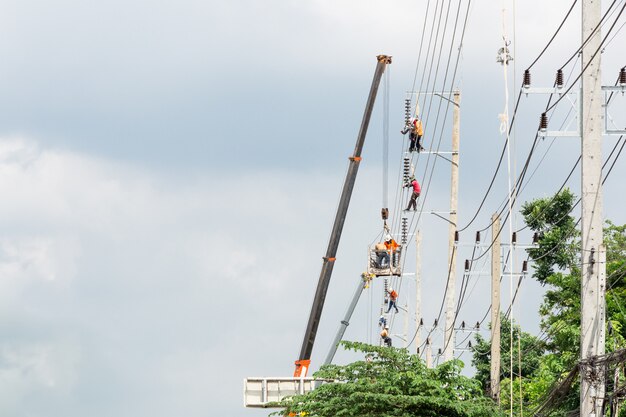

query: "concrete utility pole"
(580, 1), (606, 416)
(415, 230), (422, 350)
(444, 91), (461, 361)
(490, 213), (502, 403)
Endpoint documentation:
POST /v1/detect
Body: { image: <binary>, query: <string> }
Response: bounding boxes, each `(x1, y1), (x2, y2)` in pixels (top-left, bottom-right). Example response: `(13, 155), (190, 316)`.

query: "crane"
(294, 54), (392, 378)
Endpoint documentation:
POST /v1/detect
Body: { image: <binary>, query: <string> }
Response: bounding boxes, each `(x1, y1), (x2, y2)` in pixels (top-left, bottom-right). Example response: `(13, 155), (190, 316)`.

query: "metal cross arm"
(602, 85), (626, 135)
(522, 86), (580, 138)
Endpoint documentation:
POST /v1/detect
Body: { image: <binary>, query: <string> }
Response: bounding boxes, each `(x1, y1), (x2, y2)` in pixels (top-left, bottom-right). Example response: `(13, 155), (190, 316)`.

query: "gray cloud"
(0, 1), (624, 416)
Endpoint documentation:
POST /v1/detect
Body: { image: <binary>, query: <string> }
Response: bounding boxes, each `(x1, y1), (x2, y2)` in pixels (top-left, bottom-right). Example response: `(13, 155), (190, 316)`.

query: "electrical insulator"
(556, 69), (564, 88)
(468, 341), (472, 348)
(522, 260), (528, 273)
(464, 259), (470, 271)
(523, 69), (531, 88)
(590, 248), (596, 266)
(620, 67), (626, 87)
(475, 321), (480, 329)
(454, 230), (459, 243)
(403, 156), (411, 184)
(404, 98), (411, 124)
(401, 217), (408, 245)
(533, 232), (539, 244)
(475, 231), (481, 243)
(437, 348), (442, 355)
(426, 337), (430, 345)
(512, 231), (517, 244)
(381, 208), (389, 220)
(461, 321), (465, 329)
(540, 112), (548, 132)
(434, 319), (438, 327)
(419, 318), (424, 326)
(384, 277), (389, 295)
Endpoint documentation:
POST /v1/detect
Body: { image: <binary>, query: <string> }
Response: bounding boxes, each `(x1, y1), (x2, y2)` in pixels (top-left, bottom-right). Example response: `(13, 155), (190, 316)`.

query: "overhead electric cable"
(458, 0), (624, 234)
(559, 0), (622, 69)
(547, 2), (626, 113)
(527, 0), (579, 70)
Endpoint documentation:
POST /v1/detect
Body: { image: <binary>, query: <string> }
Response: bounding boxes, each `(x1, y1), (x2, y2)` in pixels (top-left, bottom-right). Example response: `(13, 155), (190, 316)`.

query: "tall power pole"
(444, 91), (461, 361)
(415, 230), (422, 350)
(580, 1), (606, 416)
(490, 213), (502, 403)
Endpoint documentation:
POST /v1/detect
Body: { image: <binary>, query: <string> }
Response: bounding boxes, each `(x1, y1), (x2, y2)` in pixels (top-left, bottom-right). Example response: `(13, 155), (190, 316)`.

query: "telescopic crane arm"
(294, 55), (392, 378)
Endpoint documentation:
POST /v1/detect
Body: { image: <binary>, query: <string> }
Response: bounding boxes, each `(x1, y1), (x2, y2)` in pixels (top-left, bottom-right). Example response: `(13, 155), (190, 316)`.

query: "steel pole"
(296, 55), (392, 376)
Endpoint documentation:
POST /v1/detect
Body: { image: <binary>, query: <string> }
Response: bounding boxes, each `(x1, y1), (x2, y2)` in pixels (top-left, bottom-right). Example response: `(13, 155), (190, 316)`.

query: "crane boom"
(323, 275), (369, 366)
(294, 54), (392, 377)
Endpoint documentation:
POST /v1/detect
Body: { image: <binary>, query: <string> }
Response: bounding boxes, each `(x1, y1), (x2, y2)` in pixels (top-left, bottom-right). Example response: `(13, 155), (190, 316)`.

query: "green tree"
(521, 188), (581, 358)
(470, 315), (546, 392)
(521, 190), (626, 357)
(514, 190), (626, 415)
(273, 341), (503, 417)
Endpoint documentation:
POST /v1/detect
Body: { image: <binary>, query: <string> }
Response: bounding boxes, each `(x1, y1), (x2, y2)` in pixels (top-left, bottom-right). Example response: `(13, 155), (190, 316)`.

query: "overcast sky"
(0, 1), (625, 416)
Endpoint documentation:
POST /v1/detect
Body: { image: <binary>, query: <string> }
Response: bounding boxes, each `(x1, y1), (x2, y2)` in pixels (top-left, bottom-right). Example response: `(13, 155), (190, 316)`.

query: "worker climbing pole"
(293, 55), (392, 378)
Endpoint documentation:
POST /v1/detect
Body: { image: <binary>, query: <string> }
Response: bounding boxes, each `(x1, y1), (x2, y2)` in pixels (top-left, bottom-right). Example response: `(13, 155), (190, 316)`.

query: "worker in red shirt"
(405, 177), (421, 211)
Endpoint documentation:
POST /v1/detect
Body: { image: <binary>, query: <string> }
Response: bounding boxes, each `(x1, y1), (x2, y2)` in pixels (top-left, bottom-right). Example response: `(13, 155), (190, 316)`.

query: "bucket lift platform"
(367, 246), (403, 276)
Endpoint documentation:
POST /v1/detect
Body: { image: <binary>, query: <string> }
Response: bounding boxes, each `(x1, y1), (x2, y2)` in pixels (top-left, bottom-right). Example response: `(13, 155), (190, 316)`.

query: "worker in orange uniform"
(386, 287), (399, 313)
(380, 326), (392, 347)
(401, 116), (425, 153)
(405, 177), (421, 211)
(384, 236), (400, 267)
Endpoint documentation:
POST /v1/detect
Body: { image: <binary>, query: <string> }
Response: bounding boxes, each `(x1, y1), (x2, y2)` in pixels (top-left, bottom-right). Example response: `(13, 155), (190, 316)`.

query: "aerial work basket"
(367, 244), (402, 276)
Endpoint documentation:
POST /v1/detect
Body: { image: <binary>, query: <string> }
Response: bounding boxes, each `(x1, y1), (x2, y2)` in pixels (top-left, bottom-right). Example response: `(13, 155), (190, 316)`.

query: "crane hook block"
(381, 208), (389, 220)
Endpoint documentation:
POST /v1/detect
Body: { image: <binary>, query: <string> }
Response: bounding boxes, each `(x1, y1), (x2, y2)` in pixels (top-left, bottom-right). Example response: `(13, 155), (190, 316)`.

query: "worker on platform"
(386, 287), (399, 313)
(381, 326), (392, 347)
(384, 236), (400, 267)
(401, 116), (425, 153)
(405, 177), (421, 211)
(375, 241), (389, 268)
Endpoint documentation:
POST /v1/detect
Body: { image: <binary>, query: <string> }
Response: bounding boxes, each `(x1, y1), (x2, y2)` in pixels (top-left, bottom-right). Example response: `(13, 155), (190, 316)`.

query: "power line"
(526, 0), (579, 70)
(547, 1), (626, 113)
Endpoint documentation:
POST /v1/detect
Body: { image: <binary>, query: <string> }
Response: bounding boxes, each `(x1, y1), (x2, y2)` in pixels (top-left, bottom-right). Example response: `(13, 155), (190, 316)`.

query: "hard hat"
(388, 287), (393, 292)
(384, 326), (389, 329)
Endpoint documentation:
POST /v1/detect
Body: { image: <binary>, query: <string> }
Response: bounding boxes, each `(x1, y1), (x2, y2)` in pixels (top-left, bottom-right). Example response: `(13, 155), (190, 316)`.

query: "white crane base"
(243, 377), (328, 408)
